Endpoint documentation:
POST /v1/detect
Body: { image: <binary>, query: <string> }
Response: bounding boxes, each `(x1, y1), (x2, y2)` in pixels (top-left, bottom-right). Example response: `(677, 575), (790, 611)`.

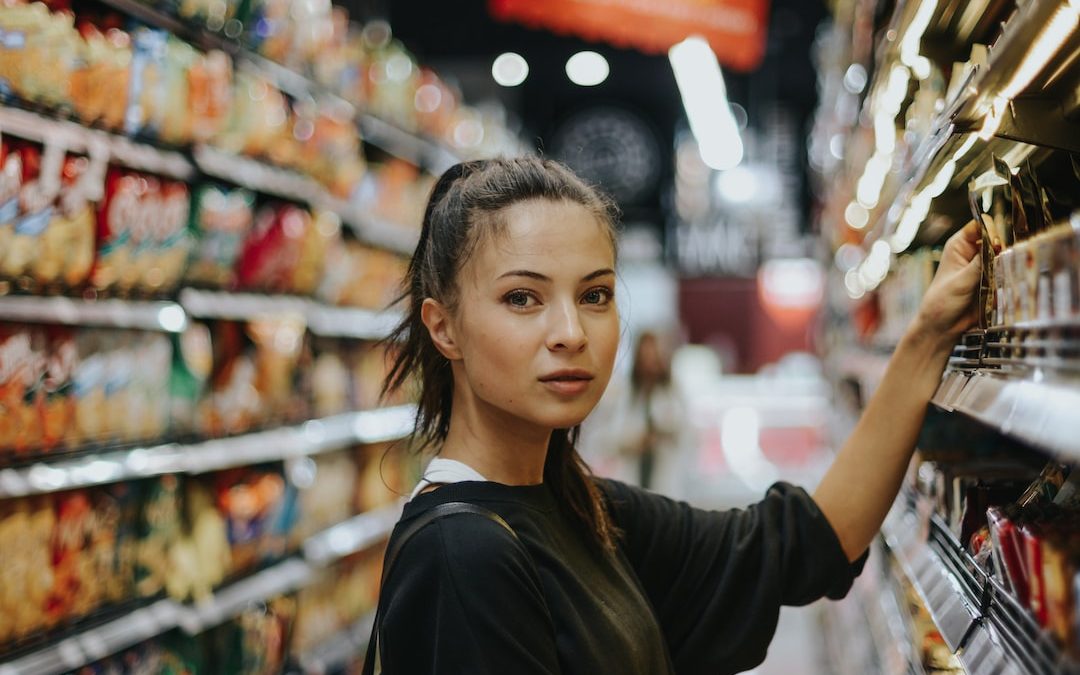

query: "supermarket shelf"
(359, 114), (461, 174)
(176, 558), (312, 635)
(881, 507), (978, 653)
(192, 145), (323, 204)
(0, 296), (187, 333)
(0, 599), (180, 675)
(882, 496), (1080, 675)
(98, 0), (460, 174)
(292, 610), (376, 675)
(0, 105), (193, 180)
(304, 501), (402, 566)
(932, 370), (1080, 461)
(0, 405), (416, 498)
(179, 288), (403, 339)
(332, 199), (420, 257)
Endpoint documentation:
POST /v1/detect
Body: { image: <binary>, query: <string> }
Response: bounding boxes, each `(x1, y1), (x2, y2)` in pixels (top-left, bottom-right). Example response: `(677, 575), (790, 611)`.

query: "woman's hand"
(909, 219), (983, 347)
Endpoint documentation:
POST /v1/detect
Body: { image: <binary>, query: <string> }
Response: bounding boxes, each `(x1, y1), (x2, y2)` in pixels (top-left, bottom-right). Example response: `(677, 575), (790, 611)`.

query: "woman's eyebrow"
(496, 268), (615, 282)
(582, 268), (615, 281)
(497, 269), (551, 281)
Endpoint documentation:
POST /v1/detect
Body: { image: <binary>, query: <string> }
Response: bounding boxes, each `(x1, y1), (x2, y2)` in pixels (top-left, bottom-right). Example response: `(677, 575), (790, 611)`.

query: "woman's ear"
(421, 298), (462, 360)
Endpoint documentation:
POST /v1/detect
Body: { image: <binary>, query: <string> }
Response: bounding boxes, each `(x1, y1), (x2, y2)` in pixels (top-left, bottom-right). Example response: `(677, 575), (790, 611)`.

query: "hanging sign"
(489, 0), (770, 72)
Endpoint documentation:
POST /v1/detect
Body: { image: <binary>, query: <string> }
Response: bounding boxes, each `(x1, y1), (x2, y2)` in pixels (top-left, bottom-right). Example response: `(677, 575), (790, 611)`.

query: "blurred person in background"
(610, 330), (693, 494)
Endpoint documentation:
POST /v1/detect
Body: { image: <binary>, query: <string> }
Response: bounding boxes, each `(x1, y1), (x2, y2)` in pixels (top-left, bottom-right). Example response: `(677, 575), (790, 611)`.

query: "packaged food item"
(41, 326), (77, 451)
(6, 497), (57, 639)
(0, 325), (47, 456)
(150, 179), (192, 294)
(0, 3), (78, 107)
(136, 474), (183, 598)
(37, 153), (101, 290)
(125, 26), (168, 137)
(202, 320), (260, 436)
(127, 333), (172, 441)
(92, 167), (144, 293)
(184, 183), (255, 289)
(291, 208), (338, 296)
(169, 321), (213, 437)
(1, 138), (63, 284)
(247, 315), (308, 426)
(47, 490), (93, 623)
(0, 138), (23, 264)
(316, 238), (408, 309)
(235, 202), (312, 294)
(311, 338), (350, 418)
(70, 20), (131, 131)
(213, 72), (291, 160)
(215, 467), (287, 575)
(987, 506), (1029, 604)
(292, 450), (357, 544)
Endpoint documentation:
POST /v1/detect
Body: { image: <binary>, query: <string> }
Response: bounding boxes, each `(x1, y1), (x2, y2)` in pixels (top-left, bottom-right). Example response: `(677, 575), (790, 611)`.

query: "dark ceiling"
(343, 0), (829, 230)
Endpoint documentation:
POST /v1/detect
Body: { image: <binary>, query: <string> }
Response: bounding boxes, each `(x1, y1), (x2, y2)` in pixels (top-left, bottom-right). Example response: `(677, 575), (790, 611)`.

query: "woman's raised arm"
(813, 220), (983, 561)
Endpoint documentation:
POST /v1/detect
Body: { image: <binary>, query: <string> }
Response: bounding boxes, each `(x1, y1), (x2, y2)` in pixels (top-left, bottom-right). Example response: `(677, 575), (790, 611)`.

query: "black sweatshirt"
(377, 479), (866, 675)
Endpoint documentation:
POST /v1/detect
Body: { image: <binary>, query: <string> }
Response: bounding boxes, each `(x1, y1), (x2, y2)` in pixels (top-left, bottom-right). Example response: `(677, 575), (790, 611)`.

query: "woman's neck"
(439, 391), (550, 486)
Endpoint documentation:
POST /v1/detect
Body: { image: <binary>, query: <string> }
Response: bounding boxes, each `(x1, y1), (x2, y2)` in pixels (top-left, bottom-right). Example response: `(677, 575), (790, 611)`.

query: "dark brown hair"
(381, 157), (621, 552)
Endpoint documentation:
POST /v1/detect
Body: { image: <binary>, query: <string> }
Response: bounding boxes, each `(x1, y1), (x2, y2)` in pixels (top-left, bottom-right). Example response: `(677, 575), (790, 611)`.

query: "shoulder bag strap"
(361, 501), (521, 675)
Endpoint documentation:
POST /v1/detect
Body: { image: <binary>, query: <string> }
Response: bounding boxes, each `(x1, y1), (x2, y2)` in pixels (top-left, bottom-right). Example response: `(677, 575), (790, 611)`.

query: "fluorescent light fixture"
(492, 52), (529, 87)
(899, 0), (939, 79)
(999, 4), (1079, 100)
(716, 165), (757, 204)
(565, 51), (609, 86)
(669, 36), (743, 171)
(978, 96), (1007, 140)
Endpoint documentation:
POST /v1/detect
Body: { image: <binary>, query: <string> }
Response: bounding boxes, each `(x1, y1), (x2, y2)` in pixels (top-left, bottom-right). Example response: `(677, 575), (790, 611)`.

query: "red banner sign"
(489, 0), (771, 72)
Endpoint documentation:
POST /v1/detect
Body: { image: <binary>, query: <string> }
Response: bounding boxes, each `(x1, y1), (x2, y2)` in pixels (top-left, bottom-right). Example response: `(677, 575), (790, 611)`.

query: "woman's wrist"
(905, 311), (961, 358)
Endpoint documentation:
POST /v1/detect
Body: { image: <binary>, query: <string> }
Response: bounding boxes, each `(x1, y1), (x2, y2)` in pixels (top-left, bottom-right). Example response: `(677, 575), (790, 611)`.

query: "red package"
(988, 507), (1029, 606)
(1024, 523), (1048, 624)
(235, 202), (311, 293)
(47, 490), (93, 625)
(93, 168), (158, 293)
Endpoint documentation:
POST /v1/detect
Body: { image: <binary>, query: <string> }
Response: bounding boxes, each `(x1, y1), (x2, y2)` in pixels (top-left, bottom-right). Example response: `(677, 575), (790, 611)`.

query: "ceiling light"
(492, 52), (529, 87)
(669, 36), (743, 171)
(565, 51), (609, 86)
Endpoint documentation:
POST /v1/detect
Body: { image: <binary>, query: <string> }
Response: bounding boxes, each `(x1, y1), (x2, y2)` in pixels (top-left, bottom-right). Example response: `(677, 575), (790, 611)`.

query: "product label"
(0, 29), (26, 49)
(14, 206), (53, 236)
(1037, 274), (1052, 322)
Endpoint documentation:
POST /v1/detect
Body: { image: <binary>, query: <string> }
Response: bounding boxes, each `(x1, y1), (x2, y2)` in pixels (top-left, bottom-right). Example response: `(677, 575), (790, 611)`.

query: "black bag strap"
(361, 501), (521, 675)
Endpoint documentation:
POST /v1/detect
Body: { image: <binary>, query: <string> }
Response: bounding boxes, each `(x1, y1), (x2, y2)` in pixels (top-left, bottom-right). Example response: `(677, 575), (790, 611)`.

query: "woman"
(373, 157), (981, 675)
(612, 330), (691, 493)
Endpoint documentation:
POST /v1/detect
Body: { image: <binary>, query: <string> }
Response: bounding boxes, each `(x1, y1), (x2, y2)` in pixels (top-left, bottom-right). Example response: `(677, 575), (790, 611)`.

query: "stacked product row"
(0, 444), (409, 662)
(0, 315), (408, 462)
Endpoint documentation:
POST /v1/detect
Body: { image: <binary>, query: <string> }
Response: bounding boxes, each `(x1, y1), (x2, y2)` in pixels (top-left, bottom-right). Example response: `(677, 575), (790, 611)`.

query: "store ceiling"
(343, 0), (828, 232)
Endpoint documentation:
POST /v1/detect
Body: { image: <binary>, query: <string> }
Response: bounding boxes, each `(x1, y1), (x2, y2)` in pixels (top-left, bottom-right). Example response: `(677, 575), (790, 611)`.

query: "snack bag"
(202, 320), (260, 436)
(235, 202), (311, 293)
(0, 325), (46, 456)
(125, 25), (168, 137)
(150, 179), (192, 294)
(70, 21), (131, 130)
(34, 153), (101, 289)
(72, 329), (107, 445)
(0, 138), (23, 264)
(169, 321), (212, 436)
(156, 37), (197, 145)
(247, 315), (307, 425)
(0, 3), (77, 107)
(291, 209), (338, 295)
(189, 49), (232, 143)
(184, 183), (255, 289)
(47, 490), (93, 623)
(1, 138), (62, 282)
(41, 326), (77, 452)
(136, 474), (183, 598)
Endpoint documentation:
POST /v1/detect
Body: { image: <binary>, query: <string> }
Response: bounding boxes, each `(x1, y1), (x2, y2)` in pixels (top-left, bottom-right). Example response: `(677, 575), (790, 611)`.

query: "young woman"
(372, 157), (981, 675)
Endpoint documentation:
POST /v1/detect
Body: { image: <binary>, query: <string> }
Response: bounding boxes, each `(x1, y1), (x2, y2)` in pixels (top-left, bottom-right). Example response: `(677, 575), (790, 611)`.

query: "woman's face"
(449, 199), (619, 432)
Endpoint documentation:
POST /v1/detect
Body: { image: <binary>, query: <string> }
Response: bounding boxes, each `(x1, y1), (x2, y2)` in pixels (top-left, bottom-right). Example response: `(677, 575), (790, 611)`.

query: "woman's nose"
(546, 300), (588, 352)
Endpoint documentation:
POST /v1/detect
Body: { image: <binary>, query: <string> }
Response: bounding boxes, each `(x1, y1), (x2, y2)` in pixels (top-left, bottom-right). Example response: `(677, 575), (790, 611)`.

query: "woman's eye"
(506, 290), (535, 307)
(582, 287), (613, 305)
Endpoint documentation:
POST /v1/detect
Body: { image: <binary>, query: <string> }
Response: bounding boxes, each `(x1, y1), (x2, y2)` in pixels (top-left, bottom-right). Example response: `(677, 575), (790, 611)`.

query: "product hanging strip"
(0, 404), (417, 498)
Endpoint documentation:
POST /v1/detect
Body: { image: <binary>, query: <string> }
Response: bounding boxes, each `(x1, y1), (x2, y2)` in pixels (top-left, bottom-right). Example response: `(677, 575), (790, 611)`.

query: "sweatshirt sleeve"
(601, 479), (867, 675)
(378, 514), (561, 675)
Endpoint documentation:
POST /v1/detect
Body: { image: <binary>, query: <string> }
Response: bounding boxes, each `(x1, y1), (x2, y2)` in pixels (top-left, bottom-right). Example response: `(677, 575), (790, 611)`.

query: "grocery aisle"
(1, 0), (1079, 673)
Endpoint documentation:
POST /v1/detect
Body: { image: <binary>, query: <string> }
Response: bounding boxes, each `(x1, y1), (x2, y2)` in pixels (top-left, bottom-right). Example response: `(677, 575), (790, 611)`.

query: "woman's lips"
(539, 370), (593, 395)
